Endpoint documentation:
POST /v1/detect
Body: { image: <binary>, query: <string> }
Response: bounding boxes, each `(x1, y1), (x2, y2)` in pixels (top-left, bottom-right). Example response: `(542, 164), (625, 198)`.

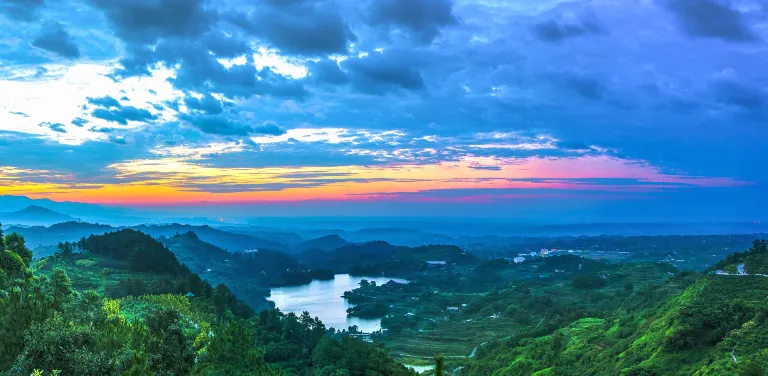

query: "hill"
(292, 234), (349, 253)
(461, 239), (768, 375)
(218, 226), (305, 246)
(159, 231), (302, 309)
(134, 223), (288, 252)
(0, 225), (415, 376)
(298, 240), (479, 275)
(6, 221), (117, 251)
(0, 205), (75, 225)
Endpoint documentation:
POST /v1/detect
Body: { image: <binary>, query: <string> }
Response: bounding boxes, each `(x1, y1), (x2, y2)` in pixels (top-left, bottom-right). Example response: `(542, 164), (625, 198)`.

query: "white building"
(513, 257), (525, 264)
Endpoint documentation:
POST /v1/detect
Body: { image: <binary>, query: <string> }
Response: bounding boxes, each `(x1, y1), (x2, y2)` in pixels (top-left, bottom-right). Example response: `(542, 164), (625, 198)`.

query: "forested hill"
(299, 240), (479, 273)
(0, 225), (416, 376)
(134, 224), (288, 252)
(463, 239), (768, 375)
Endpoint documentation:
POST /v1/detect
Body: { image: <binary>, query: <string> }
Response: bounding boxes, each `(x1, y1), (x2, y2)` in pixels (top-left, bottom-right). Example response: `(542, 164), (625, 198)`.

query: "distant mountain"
(0, 205), (76, 225)
(5, 221), (118, 254)
(134, 223), (288, 252)
(217, 226), (305, 246)
(299, 240), (478, 271)
(292, 234), (349, 253)
(0, 195), (142, 224)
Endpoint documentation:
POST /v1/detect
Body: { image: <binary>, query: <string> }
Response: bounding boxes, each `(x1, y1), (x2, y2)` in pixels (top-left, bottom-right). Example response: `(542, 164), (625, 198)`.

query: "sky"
(0, 0), (767, 221)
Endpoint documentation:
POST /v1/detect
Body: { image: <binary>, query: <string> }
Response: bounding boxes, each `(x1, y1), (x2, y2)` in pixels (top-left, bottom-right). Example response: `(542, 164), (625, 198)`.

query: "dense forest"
(459, 240), (768, 375)
(3, 220), (768, 375)
(0, 225), (416, 376)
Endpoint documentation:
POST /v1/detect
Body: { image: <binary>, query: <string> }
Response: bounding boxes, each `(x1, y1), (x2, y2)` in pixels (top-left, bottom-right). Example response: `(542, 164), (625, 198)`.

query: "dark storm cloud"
(91, 106), (158, 125)
(226, 0), (355, 55)
(368, 0), (458, 44)
(31, 22), (80, 58)
(183, 94), (223, 115)
(531, 14), (607, 43)
(181, 115), (285, 136)
(115, 41), (307, 100)
(199, 31), (249, 57)
(660, 0), (760, 42)
(0, 0), (44, 21)
(308, 59), (350, 86)
(342, 51), (427, 94)
(87, 0), (216, 43)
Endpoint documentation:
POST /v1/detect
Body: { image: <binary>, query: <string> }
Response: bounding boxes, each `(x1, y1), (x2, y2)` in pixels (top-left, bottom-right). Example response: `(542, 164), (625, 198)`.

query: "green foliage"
(0, 251), (25, 279)
(0, 229), (413, 376)
(4, 234), (32, 267)
(82, 229), (188, 275)
(461, 239), (768, 376)
(434, 354), (444, 376)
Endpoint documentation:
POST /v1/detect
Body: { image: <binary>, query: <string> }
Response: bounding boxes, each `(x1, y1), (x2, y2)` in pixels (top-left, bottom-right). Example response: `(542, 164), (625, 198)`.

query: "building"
(513, 257), (525, 264)
(426, 260), (447, 266)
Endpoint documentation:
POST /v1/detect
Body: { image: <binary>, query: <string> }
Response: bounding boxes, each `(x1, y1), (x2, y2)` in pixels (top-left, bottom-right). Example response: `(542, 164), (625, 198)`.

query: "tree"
(0, 222), (5, 251)
(51, 268), (72, 310)
(742, 362), (766, 376)
(5, 232), (32, 266)
(57, 242), (73, 257)
(0, 250), (25, 278)
(213, 284), (232, 320)
(145, 308), (195, 376)
(434, 354), (444, 376)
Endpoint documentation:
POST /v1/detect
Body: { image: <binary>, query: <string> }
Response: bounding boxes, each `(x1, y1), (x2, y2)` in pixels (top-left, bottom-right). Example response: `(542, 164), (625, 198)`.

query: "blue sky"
(0, 0), (766, 221)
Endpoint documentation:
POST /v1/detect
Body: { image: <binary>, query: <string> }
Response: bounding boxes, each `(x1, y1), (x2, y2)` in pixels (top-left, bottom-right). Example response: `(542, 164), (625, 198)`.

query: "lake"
(269, 274), (407, 333)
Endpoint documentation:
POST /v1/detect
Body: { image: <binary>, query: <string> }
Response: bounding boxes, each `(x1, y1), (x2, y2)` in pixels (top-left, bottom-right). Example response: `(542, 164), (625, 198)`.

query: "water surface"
(269, 274), (407, 333)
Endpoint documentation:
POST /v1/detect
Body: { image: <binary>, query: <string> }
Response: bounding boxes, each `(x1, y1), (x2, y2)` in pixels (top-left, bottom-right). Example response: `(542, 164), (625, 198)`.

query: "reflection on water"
(405, 365), (435, 374)
(269, 274), (407, 333)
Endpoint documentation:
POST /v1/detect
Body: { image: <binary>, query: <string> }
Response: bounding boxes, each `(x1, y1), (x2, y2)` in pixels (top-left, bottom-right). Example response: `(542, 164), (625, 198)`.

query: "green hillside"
(0, 224), (416, 376)
(463, 240), (768, 375)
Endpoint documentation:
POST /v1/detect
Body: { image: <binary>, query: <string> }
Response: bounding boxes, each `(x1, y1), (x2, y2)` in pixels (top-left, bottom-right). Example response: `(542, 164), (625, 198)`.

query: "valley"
(3, 215), (767, 375)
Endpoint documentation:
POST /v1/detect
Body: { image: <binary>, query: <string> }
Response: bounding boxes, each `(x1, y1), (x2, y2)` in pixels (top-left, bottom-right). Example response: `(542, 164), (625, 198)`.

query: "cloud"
(368, 0), (458, 44)
(342, 50), (427, 94)
(31, 22), (81, 58)
(181, 114), (285, 136)
(183, 93), (223, 115)
(0, 0), (45, 21)
(91, 106), (158, 125)
(559, 73), (605, 100)
(660, 0), (760, 42)
(40, 122), (66, 133)
(115, 42), (308, 100)
(308, 59), (350, 86)
(710, 69), (766, 109)
(89, 126), (116, 133)
(87, 95), (121, 109)
(87, 0), (216, 44)
(531, 13), (607, 43)
(9, 111), (29, 117)
(226, 0), (355, 55)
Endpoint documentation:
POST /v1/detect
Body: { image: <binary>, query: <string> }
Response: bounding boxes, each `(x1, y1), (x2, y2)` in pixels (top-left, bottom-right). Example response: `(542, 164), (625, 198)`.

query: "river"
(269, 274), (407, 333)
